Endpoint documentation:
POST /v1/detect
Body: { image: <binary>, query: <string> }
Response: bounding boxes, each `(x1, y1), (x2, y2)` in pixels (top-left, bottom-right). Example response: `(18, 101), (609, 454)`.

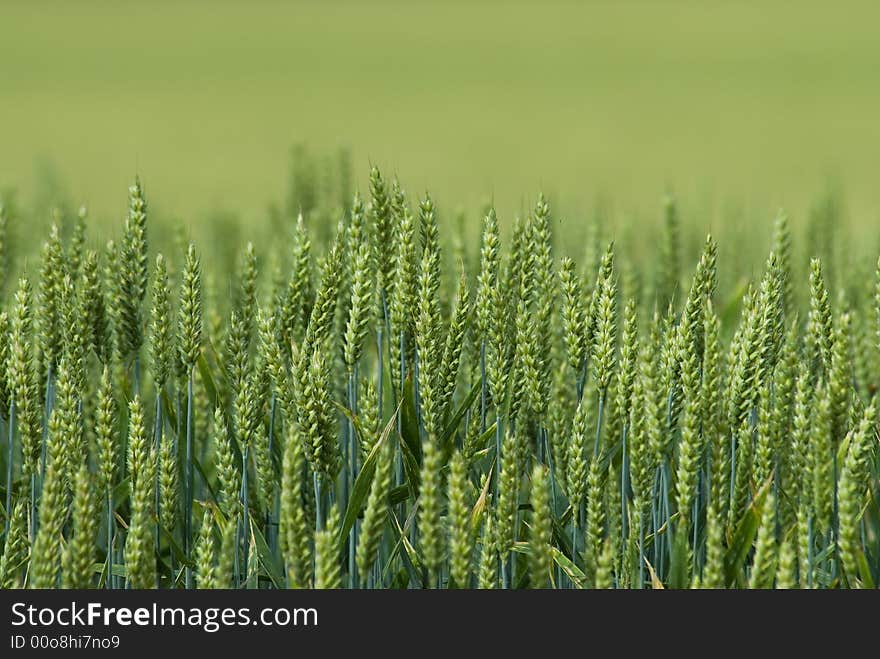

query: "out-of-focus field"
(1, 0), (880, 235)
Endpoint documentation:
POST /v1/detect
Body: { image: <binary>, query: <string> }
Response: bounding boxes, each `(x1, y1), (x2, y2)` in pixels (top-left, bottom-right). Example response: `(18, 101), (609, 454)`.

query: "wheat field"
(0, 159), (878, 590)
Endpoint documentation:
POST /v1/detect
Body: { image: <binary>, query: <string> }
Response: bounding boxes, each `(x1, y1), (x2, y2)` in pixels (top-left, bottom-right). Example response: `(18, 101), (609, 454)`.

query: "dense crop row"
(0, 168), (878, 589)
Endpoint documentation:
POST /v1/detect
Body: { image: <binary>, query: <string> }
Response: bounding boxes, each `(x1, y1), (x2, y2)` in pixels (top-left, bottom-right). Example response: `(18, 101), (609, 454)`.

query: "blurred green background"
(2, 0), (879, 238)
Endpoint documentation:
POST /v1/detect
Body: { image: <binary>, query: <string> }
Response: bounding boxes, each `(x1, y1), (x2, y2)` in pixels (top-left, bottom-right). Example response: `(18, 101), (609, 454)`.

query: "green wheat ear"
(439, 268), (470, 417)
(127, 178), (149, 301)
(809, 386), (834, 535)
(448, 450), (474, 588)
(583, 454), (605, 583)
(61, 273), (88, 393)
(4, 295), (32, 428)
(775, 535), (797, 590)
(38, 223), (66, 378)
(595, 539), (615, 589)
(150, 254), (172, 390)
(531, 194), (555, 414)
(81, 250), (110, 362)
(771, 210), (793, 316)
(369, 165), (394, 300)
(529, 464), (552, 589)
(388, 188), (417, 393)
(807, 258), (833, 377)
(280, 213), (313, 349)
(315, 504), (342, 589)
(615, 297), (638, 435)
(279, 417), (310, 588)
(95, 365), (118, 496)
(658, 195), (680, 312)
(46, 358), (81, 486)
(591, 243), (616, 395)
(29, 456), (66, 588)
(343, 224), (375, 373)
(748, 489), (778, 589)
(476, 208), (501, 345)
(125, 397), (157, 589)
(0, 501), (29, 589)
(301, 346), (340, 480)
(837, 403), (876, 587)
(195, 509), (217, 590)
(415, 194), (443, 439)
(476, 513), (497, 590)
(356, 440), (392, 584)
(566, 398), (590, 514)
(62, 462), (98, 589)
(159, 428), (179, 535)
(235, 241), (259, 323)
(356, 378), (379, 459)
(495, 428), (519, 565)
(419, 436), (444, 584)
(216, 513), (238, 589)
(212, 406), (241, 516)
(828, 311), (852, 445)
(560, 256), (587, 378)
(116, 179), (149, 362)
(300, 229), (343, 361)
(178, 244), (203, 375)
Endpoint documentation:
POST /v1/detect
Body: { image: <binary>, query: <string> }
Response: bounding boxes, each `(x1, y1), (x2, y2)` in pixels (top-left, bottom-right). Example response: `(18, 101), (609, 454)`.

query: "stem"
(413, 350), (422, 438)
(266, 393), (277, 556)
(175, 387), (182, 461)
(39, 363), (54, 497)
(824, 528), (832, 587)
(620, 423), (629, 552)
(577, 503), (585, 581)
(233, 513), (241, 587)
(638, 511), (645, 588)
(4, 413), (13, 540)
(651, 468), (660, 571)
(692, 487), (699, 578)
(313, 472), (323, 533)
(729, 431), (737, 518)
(272, 489), (281, 572)
(184, 373), (194, 589)
(240, 444), (250, 587)
(379, 290), (389, 421)
(133, 355), (141, 397)
(661, 461), (673, 575)
(398, 332), (407, 399)
(395, 332), (405, 516)
(115, 545), (123, 590)
(480, 341), (487, 432)
(106, 489), (114, 590)
(545, 428), (562, 586)
(377, 326), (384, 423)
(29, 473), (36, 546)
(494, 414), (503, 502)
(395, 333), (405, 519)
(807, 514), (814, 589)
(347, 372), (358, 589)
(831, 446), (839, 580)
(576, 359), (587, 403)
(594, 392), (606, 458)
(570, 513), (578, 586)
(773, 461), (781, 540)
(154, 393), (163, 560)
